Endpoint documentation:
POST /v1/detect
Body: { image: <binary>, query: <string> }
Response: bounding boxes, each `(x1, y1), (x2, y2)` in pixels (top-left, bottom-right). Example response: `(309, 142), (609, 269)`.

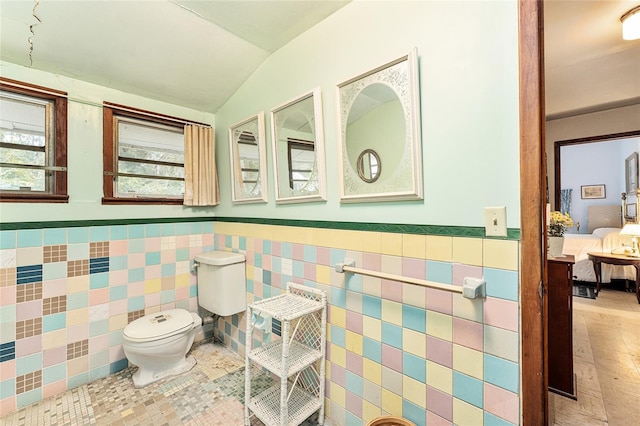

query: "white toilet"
(122, 250), (246, 387)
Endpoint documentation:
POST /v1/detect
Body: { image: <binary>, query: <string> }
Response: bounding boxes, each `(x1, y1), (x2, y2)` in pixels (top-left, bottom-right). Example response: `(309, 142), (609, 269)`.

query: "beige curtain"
(184, 125), (219, 206)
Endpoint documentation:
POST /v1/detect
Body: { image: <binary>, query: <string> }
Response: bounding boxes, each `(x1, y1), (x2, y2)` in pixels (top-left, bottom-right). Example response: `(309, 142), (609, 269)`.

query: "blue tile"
(454, 371), (484, 408)
(484, 412), (516, 426)
(484, 354), (519, 393)
(109, 255), (127, 271)
(329, 248), (346, 268)
(43, 262), (66, 280)
(345, 411), (361, 426)
(90, 272), (109, 289)
(0, 305), (16, 323)
(292, 260), (304, 277)
(176, 248), (190, 261)
(43, 364), (66, 385)
(246, 279), (254, 293)
(0, 230), (16, 249)
(109, 358), (128, 374)
(239, 236), (246, 250)
(362, 294), (381, 319)
(426, 260), (453, 284)
(303, 246), (316, 263)
(16, 353), (42, 375)
(128, 297), (145, 312)
(1, 378), (15, 398)
(17, 265), (43, 285)
(67, 243), (88, 260)
(110, 285), (128, 301)
(403, 305), (426, 333)
(89, 319), (109, 337)
(175, 223), (190, 236)
(381, 322), (403, 349)
(403, 400), (427, 426)
(0, 342), (16, 363)
(161, 223), (175, 236)
(403, 352), (426, 383)
(254, 253), (263, 268)
(128, 239), (145, 253)
(161, 290), (175, 304)
(345, 274), (362, 293)
(43, 228), (66, 245)
(345, 371), (363, 396)
(146, 224), (161, 237)
(484, 268), (519, 302)
(202, 222), (213, 233)
(128, 268), (144, 283)
(128, 225), (145, 239)
(331, 287), (347, 309)
(68, 227), (89, 244)
(17, 229), (42, 248)
(67, 372), (89, 389)
(109, 330), (123, 346)
(145, 252), (161, 266)
(161, 263), (176, 277)
(189, 222), (202, 234)
(90, 227), (109, 242)
(109, 226), (128, 240)
(43, 313), (66, 332)
(263, 270), (271, 285)
(363, 337), (381, 363)
(17, 388), (42, 409)
(189, 285), (197, 297)
(330, 325), (346, 348)
(281, 242), (292, 259)
(67, 293), (88, 310)
(262, 240), (271, 255)
(271, 257), (281, 273)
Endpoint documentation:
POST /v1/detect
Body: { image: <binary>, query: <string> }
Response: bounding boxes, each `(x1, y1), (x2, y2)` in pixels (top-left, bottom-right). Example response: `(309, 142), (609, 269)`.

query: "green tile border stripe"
(0, 216), (520, 240)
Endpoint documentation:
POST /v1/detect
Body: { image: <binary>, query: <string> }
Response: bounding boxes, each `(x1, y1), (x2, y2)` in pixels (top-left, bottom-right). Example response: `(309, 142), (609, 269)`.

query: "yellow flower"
(549, 211), (573, 236)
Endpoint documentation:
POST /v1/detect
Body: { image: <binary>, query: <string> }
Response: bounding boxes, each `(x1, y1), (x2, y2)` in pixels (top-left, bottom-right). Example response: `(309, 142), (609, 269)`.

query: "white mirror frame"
(337, 48), (422, 203)
(270, 88), (326, 204)
(228, 112), (268, 204)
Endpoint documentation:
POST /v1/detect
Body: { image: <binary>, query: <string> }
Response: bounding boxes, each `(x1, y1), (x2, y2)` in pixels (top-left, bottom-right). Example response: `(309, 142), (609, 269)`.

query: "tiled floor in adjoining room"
(0, 342), (320, 426)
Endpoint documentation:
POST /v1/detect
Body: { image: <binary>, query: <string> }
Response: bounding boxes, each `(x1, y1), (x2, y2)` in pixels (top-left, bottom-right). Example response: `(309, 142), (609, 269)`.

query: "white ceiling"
(1, 0), (638, 119)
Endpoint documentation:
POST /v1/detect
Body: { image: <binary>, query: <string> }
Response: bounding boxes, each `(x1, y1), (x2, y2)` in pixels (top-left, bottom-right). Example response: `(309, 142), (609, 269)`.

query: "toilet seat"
(123, 309), (196, 343)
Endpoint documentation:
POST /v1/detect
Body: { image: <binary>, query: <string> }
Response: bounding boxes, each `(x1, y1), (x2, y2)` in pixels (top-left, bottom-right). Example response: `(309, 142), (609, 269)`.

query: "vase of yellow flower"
(548, 211), (573, 257)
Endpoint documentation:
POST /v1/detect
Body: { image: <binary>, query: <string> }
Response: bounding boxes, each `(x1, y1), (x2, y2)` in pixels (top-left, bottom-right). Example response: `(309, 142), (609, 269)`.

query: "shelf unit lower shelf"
(248, 384), (322, 426)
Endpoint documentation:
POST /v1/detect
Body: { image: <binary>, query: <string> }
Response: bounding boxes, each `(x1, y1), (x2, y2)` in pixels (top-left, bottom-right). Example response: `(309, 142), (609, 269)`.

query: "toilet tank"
(194, 251), (246, 316)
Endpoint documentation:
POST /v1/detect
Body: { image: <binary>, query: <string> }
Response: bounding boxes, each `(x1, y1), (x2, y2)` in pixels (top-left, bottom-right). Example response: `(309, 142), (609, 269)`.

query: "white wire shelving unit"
(244, 282), (327, 426)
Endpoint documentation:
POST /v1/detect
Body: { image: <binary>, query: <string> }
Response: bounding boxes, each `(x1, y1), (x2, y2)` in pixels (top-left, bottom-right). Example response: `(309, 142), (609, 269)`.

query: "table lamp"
(619, 223), (640, 257)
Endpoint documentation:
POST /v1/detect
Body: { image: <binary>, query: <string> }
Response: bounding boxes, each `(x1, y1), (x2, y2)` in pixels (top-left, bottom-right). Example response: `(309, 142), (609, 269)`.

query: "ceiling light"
(621, 5), (640, 40)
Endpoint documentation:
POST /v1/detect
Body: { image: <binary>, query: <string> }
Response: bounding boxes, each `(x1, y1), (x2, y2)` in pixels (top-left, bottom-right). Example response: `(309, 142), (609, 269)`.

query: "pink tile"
(189, 274), (197, 285)
(271, 272), (282, 289)
(203, 234), (214, 246)
(188, 297), (198, 311)
(0, 359), (16, 381)
(452, 264), (482, 286)
(15, 335), (42, 357)
(0, 287), (16, 306)
(216, 234), (225, 248)
(425, 288), (452, 315)
(161, 249), (176, 264)
(245, 251), (255, 265)
(403, 258), (426, 279)
(453, 318), (483, 351)
(67, 324), (88, 343)
(89, 334), (109, 353)
(381, 280), (402, 302)
(16, 300), (42, 321)
(160, 302), (175, 311)
(426, 411), (452, 426)
(109, 270), (128, 286)
(253, 282), (263, 299)
(484, 382), (520, 424)
(145, 293), (161, 308)
(346, 311), (363, 334)
(484, 297), (518, 331)
(0, 397), (17, 417)
(426, 386), (453, 421)
(292, 244), (304, 261)
(109, 299), (127, 316)
(109, 240), (128, 256)
(331, 363), (346, 387)
(43, 380), (67, 399)
(271, 242), (281, 257)
(89, 288), (109, 306)
(189, 247), (203, 259)
(145, 237), (161, 252)
(42, 279), (66, 298)
(127, 281), (144, 297)
(176, 235), (190, 248)
(253, 238), (263, 253)
(128, 253), (145, 268)
(262, 255), (272, 271)
(426, 336), (452, 368)
(317, 247), (330, 266)
(145, 265), (161, 280)
(362, 253), (381, 270)
(346, 390), (362, 417)
(43, 346), (66, 367)
(175, 286), (189, 301)
(381, 344), (402, 373)
(346, 351), (363, 376)
(304, 262), (316, 281)
(109, 345), (125, 363)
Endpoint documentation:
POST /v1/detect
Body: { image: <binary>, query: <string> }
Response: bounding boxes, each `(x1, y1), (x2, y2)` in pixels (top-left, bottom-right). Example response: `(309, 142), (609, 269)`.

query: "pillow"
(592, 227), (621, 238)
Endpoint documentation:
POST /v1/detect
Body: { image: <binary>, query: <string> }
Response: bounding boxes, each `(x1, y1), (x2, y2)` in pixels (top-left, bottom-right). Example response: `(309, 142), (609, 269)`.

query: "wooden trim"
(0, 77), (67, 97)
(101, 197), (183, 205)
(103, 106), (115, 199)
(0, 193), (69, 203)
(519, 0), (547, 424)
(54, 97), (68, 196)
(103, 101), (209, 127)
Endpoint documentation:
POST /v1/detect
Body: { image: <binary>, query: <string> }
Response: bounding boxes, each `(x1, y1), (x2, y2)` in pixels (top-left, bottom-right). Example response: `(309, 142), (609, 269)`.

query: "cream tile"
(363, 316), (381, 341)
(330, 306), (346, 328)
(381, 388), (403, 417)
(426, 310), (453, 341)
(452, 344), (483, 379)
(402, 234), (426, 259)
(403, 376), (426, 408)
(363, 358), (382, 385)
(426, 360), (452, 393)
(330, 382), (346, 407)
(379, 233), (402, 256)
(482, 239), (519, 270)
(426, 235), (452, 262)
(403, 328), (426, 357)
(453, 399), (483, 426)
(381, 299), (402, 326)
(452, 237), (483, 266)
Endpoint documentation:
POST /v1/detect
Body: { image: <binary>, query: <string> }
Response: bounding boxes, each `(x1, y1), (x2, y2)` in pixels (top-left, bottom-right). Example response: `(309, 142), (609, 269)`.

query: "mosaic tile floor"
(1, 342), (321, 426)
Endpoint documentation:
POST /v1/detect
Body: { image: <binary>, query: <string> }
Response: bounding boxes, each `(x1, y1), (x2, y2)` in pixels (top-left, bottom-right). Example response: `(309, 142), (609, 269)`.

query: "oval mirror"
(271, 89), (326, 204)
(228, 112), (267, 204)
(337, 48), (422, 203)
(357, 149), (381, 183)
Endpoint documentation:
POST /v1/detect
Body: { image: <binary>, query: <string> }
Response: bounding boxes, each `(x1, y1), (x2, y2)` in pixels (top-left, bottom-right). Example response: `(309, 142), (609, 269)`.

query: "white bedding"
(562, 228), (635, 283)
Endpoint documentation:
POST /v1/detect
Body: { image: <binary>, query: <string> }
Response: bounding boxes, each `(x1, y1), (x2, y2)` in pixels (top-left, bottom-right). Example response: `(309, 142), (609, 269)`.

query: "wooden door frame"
(519, 0), (547, 424)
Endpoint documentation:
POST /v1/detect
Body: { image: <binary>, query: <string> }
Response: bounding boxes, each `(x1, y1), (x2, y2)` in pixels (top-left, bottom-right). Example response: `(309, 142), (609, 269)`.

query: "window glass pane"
(0, 147), (45, 166)
(118, 120), (184, 162)
(0, 166), (45, 191)
(0, 95), (47, 148)
(118, 160), (185, 178)
(117, 176), (184, 197)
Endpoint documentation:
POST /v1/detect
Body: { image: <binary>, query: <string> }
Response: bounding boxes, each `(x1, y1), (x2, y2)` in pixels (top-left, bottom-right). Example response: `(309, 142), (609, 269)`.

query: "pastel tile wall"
(0, 222), (214, 415)
(213, 222), (520, 426)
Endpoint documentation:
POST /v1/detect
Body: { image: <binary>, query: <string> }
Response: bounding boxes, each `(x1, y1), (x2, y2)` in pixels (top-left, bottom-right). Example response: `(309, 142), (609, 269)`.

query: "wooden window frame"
(0, 78), (68, 203)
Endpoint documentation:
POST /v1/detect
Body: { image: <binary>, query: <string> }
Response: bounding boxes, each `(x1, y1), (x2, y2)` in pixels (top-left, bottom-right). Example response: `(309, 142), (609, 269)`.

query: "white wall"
(214, 0), (521, 228)
(0, 61), (216, 223)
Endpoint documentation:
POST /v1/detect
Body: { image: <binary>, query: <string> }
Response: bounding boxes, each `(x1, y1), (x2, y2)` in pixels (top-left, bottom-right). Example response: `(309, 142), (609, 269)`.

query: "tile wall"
(0, 221), (214, 415)
(213, 221), (521, 426)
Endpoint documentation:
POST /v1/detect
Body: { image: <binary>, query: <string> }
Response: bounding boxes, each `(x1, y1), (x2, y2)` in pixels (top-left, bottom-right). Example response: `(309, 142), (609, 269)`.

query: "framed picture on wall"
(581, 184), (606, 199)
(626, 152), (638, 194)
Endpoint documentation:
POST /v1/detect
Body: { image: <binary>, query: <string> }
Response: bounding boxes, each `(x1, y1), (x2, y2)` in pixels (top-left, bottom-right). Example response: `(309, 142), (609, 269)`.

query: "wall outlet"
(484, 206), (507, 237)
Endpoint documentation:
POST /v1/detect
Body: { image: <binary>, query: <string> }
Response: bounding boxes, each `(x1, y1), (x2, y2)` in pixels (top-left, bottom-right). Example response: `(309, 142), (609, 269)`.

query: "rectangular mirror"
(271, 88), (326, 204)
(228, 112), (268, 204)
(337, 48), (422, 202)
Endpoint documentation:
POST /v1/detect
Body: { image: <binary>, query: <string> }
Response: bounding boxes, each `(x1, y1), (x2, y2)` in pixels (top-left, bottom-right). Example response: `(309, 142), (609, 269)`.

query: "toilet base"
(131, 355), (197, 388)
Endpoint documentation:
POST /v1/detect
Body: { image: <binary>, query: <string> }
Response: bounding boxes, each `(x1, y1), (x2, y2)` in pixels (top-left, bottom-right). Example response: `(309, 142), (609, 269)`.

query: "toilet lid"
(123, 309), (195, 342)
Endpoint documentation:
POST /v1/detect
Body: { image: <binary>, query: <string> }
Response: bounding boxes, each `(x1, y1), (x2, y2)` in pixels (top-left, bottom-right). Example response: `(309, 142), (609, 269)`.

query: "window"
(103, 103), (186, 204)
(0, 78), (68, 203)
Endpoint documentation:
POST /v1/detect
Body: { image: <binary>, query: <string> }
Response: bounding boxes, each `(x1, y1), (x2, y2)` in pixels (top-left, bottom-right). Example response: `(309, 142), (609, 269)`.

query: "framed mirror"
(228, 112), (268, 204)
(271, 88), (326, 204)
(337, 48), (422, 202)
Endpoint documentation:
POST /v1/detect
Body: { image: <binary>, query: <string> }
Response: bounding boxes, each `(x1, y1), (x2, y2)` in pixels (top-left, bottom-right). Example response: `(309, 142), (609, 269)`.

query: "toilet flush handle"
(191, 260), (199, 273)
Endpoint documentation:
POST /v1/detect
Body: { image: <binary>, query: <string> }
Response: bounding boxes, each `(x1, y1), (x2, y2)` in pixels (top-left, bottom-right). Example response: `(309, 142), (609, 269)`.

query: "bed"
(560, 194), (640, 283)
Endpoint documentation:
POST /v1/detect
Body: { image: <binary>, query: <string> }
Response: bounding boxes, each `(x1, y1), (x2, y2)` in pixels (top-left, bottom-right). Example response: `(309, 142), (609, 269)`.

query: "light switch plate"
(484, 206), (507, 237)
